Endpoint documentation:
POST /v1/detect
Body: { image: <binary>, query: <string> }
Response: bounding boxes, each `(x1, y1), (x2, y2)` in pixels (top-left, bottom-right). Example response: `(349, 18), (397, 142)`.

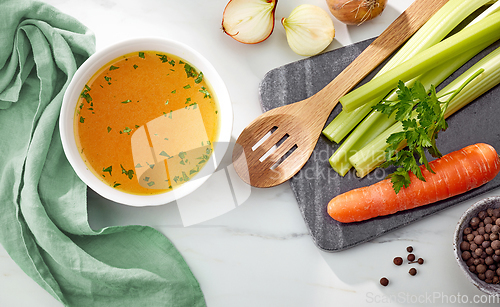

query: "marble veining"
(224, 227), (310, 241)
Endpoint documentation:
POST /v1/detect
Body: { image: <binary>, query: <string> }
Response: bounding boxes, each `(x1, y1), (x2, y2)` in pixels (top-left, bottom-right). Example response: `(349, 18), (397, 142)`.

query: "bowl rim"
(453, 196), (500, 296)
(60, 37), (233, 206)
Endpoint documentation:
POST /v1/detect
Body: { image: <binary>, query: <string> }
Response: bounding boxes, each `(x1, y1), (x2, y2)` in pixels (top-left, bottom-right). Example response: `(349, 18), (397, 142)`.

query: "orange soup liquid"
(74, 51), (219, 195)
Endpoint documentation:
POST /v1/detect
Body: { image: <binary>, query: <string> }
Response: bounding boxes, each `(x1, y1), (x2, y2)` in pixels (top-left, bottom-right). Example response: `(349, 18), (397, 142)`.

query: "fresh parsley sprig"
(372, 69), (483, 193)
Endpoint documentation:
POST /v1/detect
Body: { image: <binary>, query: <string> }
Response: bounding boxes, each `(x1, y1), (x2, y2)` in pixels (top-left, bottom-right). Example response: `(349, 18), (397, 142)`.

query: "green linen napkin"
(0, 1), (206, 306)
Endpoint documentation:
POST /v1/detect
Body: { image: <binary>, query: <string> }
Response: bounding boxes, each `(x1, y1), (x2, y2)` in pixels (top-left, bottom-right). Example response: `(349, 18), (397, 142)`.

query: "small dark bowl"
(453, 196), (500, 296)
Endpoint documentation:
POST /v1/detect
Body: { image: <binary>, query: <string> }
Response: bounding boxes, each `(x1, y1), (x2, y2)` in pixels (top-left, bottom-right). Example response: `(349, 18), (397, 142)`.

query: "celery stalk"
(383, 0), (497, 64)
(467, 0), (500, 27)
(322, 0), (494, 143)
(339, 11), (500, 113)
(349, 45), (500, 177)
(328, 42), (489, 176)
(349, 121), (404, 178)
(328, 110), (396, 175)
(443, 52), (500, 117)
(322, 108), (361, 143)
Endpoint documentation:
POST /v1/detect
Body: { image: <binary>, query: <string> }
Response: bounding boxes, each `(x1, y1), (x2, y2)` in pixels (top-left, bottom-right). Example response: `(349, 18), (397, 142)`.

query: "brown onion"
(326, 0), (387, 25)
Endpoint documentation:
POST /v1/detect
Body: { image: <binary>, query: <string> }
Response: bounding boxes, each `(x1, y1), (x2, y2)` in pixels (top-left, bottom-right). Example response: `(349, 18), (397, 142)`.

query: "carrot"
(327, 143), (500, 223)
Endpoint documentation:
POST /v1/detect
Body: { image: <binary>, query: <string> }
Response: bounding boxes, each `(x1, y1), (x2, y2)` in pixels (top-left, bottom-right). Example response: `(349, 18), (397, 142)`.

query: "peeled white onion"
(281, 4), (335, 57)
(222, 0), (277, 44)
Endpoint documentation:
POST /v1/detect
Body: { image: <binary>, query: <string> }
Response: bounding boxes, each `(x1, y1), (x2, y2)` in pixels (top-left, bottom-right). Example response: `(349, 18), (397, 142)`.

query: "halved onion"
(222, 0), (278, 44)
(281, 5), (335, 56)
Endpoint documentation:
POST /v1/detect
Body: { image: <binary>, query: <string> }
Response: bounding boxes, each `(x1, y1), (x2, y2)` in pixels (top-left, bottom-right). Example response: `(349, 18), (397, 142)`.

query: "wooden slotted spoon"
(232, 0), (449, 188)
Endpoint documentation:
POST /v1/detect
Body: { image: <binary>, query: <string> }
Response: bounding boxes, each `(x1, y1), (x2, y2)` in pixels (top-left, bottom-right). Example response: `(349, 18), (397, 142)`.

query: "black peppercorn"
(409, 268), (417, 276)
(470, 243), (478, 251)
(486, 247), (495, 255)
(462, 251), (472, 261)
(486, 256), (494, 266)
(477, 264), (487, 274)
(466, 258), (475, 266)
(464, 227), (473, 235)
(393, 257), (403, 266)
(475, 248), (483, 257)
(380, 277), (389, 286)
(479, 227), (486, 235)
(492, 225), (500, 234)
(493, 209), (500, 218)
(487, 208), (494, 216)
(486, 270), (495, 279)
(471, 217), (481, 227)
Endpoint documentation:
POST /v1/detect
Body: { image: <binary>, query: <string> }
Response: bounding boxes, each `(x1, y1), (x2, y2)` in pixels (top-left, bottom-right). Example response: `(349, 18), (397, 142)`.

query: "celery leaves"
(372, 80), (447, 193)
(374, 71), (482, 193)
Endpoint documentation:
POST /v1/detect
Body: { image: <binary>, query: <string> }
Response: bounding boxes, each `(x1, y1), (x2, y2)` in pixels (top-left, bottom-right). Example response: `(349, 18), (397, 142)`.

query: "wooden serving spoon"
(232, 0), (449, 188)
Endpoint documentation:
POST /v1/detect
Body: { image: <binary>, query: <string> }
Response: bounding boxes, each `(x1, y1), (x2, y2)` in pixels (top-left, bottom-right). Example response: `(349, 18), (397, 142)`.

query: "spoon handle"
(316, 0), (450, 111)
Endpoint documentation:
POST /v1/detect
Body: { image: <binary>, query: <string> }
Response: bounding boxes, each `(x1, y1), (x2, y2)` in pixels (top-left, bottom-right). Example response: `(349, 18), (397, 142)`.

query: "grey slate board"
(259, 37), (500, 252)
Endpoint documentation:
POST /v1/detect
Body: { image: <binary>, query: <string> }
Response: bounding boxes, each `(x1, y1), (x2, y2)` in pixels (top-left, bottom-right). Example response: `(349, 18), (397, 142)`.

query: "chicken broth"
(74, 51), (219, 195)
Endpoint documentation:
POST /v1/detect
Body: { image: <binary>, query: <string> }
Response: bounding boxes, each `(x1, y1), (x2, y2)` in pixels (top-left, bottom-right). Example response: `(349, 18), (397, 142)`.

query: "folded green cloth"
(0, 1), (206, 306)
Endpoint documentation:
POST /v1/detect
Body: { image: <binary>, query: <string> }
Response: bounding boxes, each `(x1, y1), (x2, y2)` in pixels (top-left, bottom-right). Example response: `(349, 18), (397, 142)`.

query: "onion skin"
(326, 0), (387, 25)
(222, 0), (278, 44)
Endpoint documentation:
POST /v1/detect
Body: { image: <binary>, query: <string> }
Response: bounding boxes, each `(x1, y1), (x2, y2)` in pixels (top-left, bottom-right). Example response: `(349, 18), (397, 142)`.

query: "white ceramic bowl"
(60, 38), (232, 206)
(453, 196), (500, 295)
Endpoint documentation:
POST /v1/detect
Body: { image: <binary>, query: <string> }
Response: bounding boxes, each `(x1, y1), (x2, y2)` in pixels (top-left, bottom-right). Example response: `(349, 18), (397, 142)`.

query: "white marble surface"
(2, 0), (500, 306)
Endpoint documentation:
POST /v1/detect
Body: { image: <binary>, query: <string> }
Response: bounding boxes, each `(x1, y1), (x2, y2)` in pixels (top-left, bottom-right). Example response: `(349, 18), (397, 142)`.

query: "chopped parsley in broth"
(74, 51), (220, 195)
